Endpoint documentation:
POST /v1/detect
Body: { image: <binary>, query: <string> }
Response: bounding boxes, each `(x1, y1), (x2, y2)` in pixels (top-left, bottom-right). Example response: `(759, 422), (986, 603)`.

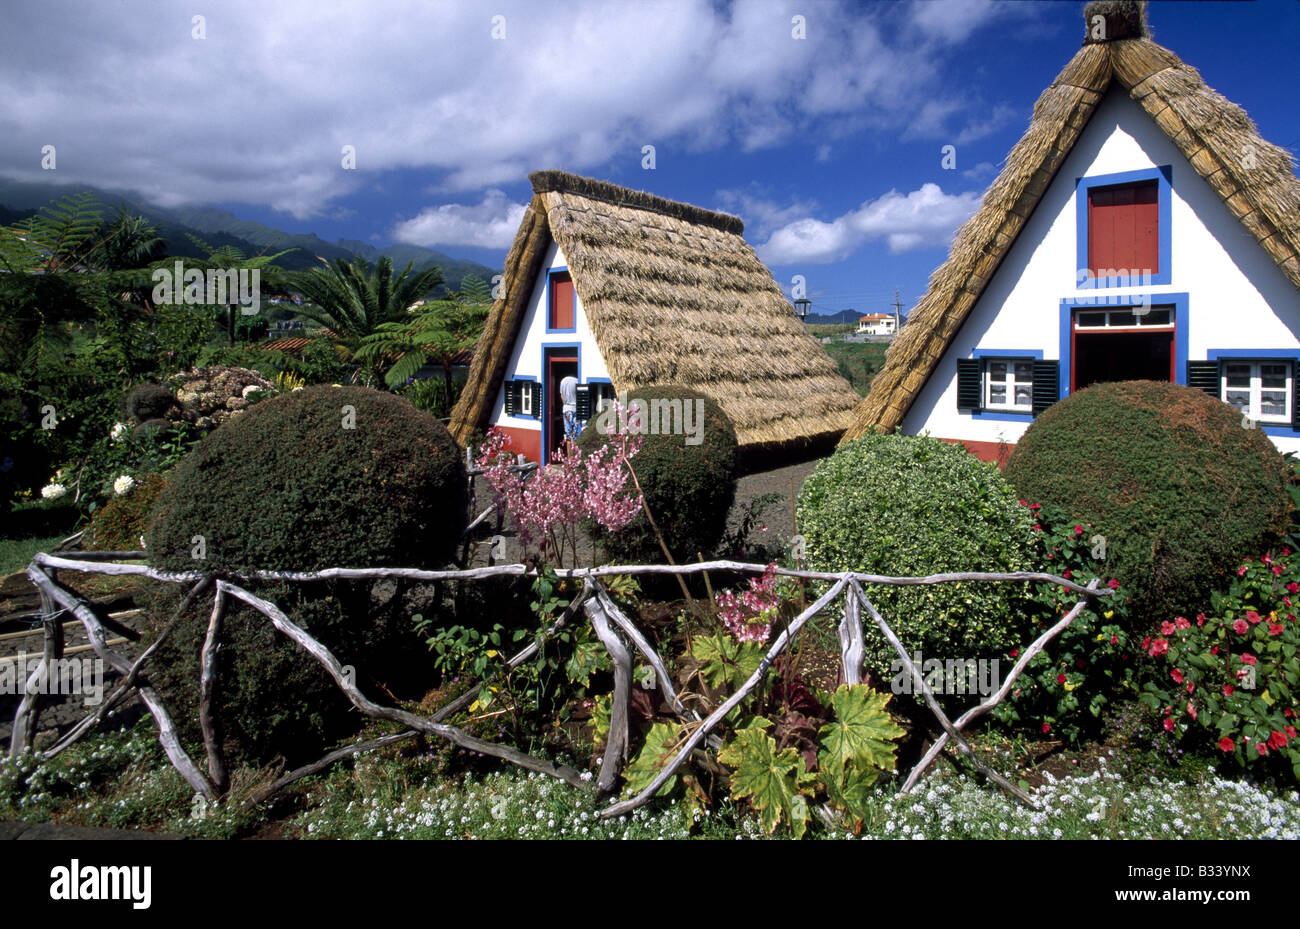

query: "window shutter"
(576, 385), (591, 419)
(1031, 360), (1060, 416)
(956, 359), (981, 412)
(503, 379), (517, 416)
(1186, 360), (1219, 398)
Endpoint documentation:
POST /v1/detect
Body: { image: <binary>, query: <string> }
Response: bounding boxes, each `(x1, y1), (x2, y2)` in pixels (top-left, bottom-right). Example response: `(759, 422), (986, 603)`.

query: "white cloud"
(0, 0), (985, 223)
(962, 160), (998, 181)
(391, 190), (527, 250)
(756, 183), (981, 264)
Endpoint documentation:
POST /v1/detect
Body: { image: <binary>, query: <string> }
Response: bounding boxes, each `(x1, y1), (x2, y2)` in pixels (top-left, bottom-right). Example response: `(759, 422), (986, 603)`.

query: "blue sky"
(1, 0), (1296, 318)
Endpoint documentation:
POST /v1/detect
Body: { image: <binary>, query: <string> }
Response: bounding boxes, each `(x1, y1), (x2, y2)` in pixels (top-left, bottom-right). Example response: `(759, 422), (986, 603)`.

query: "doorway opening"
(544, 348), (578, 462)
(1071, 307), (1174, 392)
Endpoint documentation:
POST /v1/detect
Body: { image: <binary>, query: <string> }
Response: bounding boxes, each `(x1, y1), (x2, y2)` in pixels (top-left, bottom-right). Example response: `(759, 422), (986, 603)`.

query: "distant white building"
(857, 313), (897, 336)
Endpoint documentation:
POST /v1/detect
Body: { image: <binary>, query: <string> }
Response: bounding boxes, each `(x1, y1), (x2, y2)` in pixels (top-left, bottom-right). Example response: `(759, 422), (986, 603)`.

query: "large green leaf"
(817, 684), (905, 778)
(690, 633), (766, 691)
(717, 727), (815, 838)
(623, 721), (684, 797)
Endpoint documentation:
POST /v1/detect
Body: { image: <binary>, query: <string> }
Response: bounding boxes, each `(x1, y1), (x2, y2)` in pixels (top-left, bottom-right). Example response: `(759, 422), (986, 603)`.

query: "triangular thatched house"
(844, 0), (1300, 461)
(448, 170), (860, 463)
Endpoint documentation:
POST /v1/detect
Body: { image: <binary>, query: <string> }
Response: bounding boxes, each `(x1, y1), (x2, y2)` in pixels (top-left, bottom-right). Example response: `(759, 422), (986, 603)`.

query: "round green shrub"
(147, 385), (466, 572)
(125, 383), (175, 422)
(577, 384), (737, 563)
(1003, 380), (1291, 623)
(142, 385), (467, 765)
(84, 473), (167, 551)
(797, 431), (1040, 686)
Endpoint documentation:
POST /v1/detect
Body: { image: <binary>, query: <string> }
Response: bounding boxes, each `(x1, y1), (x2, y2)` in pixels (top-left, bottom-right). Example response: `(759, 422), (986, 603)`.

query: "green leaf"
(690, 633), (765, 691)
(623, 722), (684, 798)
(717, 727), (815, 838)
(817, 684), (905, 778)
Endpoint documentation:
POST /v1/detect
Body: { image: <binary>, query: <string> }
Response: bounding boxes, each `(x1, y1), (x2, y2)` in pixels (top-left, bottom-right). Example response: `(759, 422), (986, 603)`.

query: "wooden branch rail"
(10, 552), (1110, 825)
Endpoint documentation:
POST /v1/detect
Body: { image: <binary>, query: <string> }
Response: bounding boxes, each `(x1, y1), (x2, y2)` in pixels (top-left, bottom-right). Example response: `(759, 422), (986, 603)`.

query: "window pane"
(989, 385), (1006, 405)
(1013, 362), (1033, 381)
(1261, 364), (1288, 388)
(1224, 364), (1251, 388)
(1140, 309), (1171, 325)
(1110, 311), (1136, 327)
(1076, 311), (1107, 328)
(988, 362), (1008, 381)
(1261, 392), (1286, 417)
(1224, 389), (1250, 411)
(1014, 385), (1032, 406)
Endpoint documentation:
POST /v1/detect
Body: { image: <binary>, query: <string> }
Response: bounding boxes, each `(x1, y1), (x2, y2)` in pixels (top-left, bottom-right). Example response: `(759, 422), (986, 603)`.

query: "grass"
(821, 341), (889, 397)
(0, 498), (81, 574)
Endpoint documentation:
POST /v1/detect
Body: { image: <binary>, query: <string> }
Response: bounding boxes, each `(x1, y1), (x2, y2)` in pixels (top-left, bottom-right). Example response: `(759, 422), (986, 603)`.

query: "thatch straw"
(449, 172), (859, 454)
(843, 13), (1300, 442)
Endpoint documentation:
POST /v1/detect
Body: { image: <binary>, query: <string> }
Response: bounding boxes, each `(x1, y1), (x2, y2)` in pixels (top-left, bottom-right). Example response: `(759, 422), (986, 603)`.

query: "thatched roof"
(448, 171), (859, 454)
(844, 0), (1300, 441)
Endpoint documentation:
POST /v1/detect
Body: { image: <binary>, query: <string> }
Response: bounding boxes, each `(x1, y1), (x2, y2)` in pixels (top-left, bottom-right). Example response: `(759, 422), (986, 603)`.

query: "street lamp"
(793, 297), (811, 320)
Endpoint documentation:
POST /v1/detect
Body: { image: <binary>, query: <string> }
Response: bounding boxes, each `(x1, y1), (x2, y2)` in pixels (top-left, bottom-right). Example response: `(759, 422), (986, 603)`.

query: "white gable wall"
(901, 86), (1300, 454)
(488, 241), (610, 455)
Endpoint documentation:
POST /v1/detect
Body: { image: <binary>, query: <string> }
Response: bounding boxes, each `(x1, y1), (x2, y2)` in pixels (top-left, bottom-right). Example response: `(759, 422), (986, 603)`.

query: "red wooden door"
(550, 277), (575, 329)
(1089, 181), (1158, 275)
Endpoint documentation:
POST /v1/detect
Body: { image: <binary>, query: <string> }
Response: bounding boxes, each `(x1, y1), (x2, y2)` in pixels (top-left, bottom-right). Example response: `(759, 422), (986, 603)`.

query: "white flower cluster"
(113, 474), (135, 496)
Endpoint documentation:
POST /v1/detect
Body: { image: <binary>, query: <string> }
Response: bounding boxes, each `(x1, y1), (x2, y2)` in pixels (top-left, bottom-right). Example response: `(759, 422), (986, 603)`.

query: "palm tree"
(354, 295), (487, 391)
(169, 236), (294, 347)
(293, 256), (445, 387)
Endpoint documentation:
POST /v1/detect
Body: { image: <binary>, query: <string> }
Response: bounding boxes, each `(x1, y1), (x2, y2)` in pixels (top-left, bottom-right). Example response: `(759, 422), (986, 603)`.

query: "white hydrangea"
(40, 483), (67, 500)
(113, 475), (135, 496)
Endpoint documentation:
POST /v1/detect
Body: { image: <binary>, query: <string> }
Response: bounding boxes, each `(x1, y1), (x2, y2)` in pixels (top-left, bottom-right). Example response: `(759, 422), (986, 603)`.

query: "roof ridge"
(528, 170), (744, 235)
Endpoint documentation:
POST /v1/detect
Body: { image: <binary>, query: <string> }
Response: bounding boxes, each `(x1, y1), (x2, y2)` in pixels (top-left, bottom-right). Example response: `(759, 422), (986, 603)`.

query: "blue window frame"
(1075, 166), (1172, 288)
(545, 266), (577, 334)
(1207, 349), (1300, 437)
(969, 349), (1043, 423)
(1058, 292), (1188, 401)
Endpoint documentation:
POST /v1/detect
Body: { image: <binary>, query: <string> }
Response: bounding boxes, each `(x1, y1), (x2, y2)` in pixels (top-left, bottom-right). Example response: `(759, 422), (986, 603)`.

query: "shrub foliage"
(578, 384), (737, 563)
(1004, 380), (1291, 622)
(797, 430), (1040, 686)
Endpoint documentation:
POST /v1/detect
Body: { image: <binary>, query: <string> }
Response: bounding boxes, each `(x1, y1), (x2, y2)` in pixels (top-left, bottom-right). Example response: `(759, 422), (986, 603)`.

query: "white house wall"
(488, 240), (610, 433)
(901, 86), (1300, 454)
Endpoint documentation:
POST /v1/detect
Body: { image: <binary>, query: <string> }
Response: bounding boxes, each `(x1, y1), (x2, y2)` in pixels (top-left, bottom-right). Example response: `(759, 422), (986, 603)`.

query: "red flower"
(1288, 582), (1299, 594)
(1041, 723), (1051, 734)
(1270, 623), (1285, 636)
(1142, 636), (1151, 651)
(1063, 569), (1072, 579)
(1029, 503), (1040, 511)
(1223, 684), (1234, 696)
(1170, 669), (1185, 684)
(1219, 736), (1235, 752)
(1161, 621), (1176, 636)
(1149, 638), (1169, 657)
(1269, 730), (1289, 750)
(1256, 743), (1268, 756)
(1196, 613), (1206, 627)
(1175, 616), (1191, 630)
(1287, 708), (1296, 718)
(1186, 701), (1197, 720)
(1187, 681), (1195, 694)
(1274, 564), (1284, 576)
(1163, 717), (1175, 732)
(1073, 524), (1084, 536)
(1210, 645), (1219, 656)
(1238, 565), (1249, 577)
(1107, 579), (1119, 590)
(1233, 619), (1249, 635)
(1110, 635), (1119, 645)
(1032, 524), (1042, 531)
(1287, 726), (1298, 740)
(1018, 499), (1027, 506)
(1246, 610), (1263, 625)
(1057, 673), (1067, 684)
(1010, 648), (1019, 658)
(1241, 653), (1257, 666)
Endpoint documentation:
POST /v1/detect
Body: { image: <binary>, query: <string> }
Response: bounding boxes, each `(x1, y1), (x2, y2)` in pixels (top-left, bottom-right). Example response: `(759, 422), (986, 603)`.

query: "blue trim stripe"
(1076, 166), (1172, 288)
(1059, 292), (1189, 401)
(544, 266), (577, 334)
(969, 349), (1043, 423)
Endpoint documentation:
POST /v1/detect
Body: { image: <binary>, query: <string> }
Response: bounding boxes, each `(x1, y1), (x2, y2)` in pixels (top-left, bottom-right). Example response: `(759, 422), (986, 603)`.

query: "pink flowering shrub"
(714, 563), (781, 643)
(475, 423), (642, 566)
(1143, 549), (1300, 782)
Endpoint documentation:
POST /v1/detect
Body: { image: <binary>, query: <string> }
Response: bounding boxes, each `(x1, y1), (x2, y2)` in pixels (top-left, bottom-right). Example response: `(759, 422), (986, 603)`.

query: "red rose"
(1223, 684), (1234, 696)
(1233, 619), (1249, 635)
(1170, 669), (1184, 684)
(1187, 681), (1195, 694)
(1288, 582), (1299, 594)
(1186, 701), (1197, 720)
(1219, 736), (1235, 752)
(1196, 613), (1206, 627)
(1241, 653), (1257, 666)
(1257, 743), (1268, 756)
(1238, 565), (1249, 577)
(1057, 673), (1067, 684)
(1274, 565), (1284, 576)
(1032, 524), (1042, 531)
(1163, 717), (1175, 732)
(1142, 636), (1151, 651)
(1149, 638), (1169, 657)
(1287, 726), (1298, 740)
(1029, 503), (1040, 511)
(1270, 623), (1284, 636)
(1010, 648), (1019, 658)
(1074, 524), (1084, 536)
(1041, 723), (1050, 734)
(1247, 610), (1263, 624)
(1110, 635), (1119, 645)
(1063, 569), (1072, 579)
(1108, 579), (1119, 590)
(1210, 645), (1219, 656)
(1269, 730), (1289, 750)
(1018, 499), (1027, 506)
(1175, 616), (1191, 630)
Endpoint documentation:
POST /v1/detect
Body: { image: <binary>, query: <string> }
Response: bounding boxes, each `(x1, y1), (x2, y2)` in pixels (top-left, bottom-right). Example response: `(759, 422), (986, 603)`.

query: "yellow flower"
(1104, 610), (1114, 619)
(1095, 633), (1104, 642)
(1064, 682), (1077, 692)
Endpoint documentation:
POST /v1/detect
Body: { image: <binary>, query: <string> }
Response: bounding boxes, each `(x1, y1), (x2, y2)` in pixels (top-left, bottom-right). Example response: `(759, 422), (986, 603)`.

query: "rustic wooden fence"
(8, 552), (1110, 817)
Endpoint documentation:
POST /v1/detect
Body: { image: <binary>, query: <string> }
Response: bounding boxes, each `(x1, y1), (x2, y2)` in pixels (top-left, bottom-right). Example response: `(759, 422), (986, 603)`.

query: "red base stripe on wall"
(496, 425), (541, 464)
(936, 437), (1015, 467)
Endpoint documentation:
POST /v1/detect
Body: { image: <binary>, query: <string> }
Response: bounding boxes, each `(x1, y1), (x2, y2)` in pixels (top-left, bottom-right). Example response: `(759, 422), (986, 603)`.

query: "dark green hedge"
(577, 384), (737, 563)
(1004, 380), (1291, 622)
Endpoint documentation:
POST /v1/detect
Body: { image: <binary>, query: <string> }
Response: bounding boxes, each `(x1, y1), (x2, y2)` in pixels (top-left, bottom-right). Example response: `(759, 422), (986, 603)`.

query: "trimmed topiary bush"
(577, 384), (737, 564)
(142, 385), (467, 765)
(1003, 380), (1291, 623)
(83, 473), (167, 551)
(797, 430), (1040, 688)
